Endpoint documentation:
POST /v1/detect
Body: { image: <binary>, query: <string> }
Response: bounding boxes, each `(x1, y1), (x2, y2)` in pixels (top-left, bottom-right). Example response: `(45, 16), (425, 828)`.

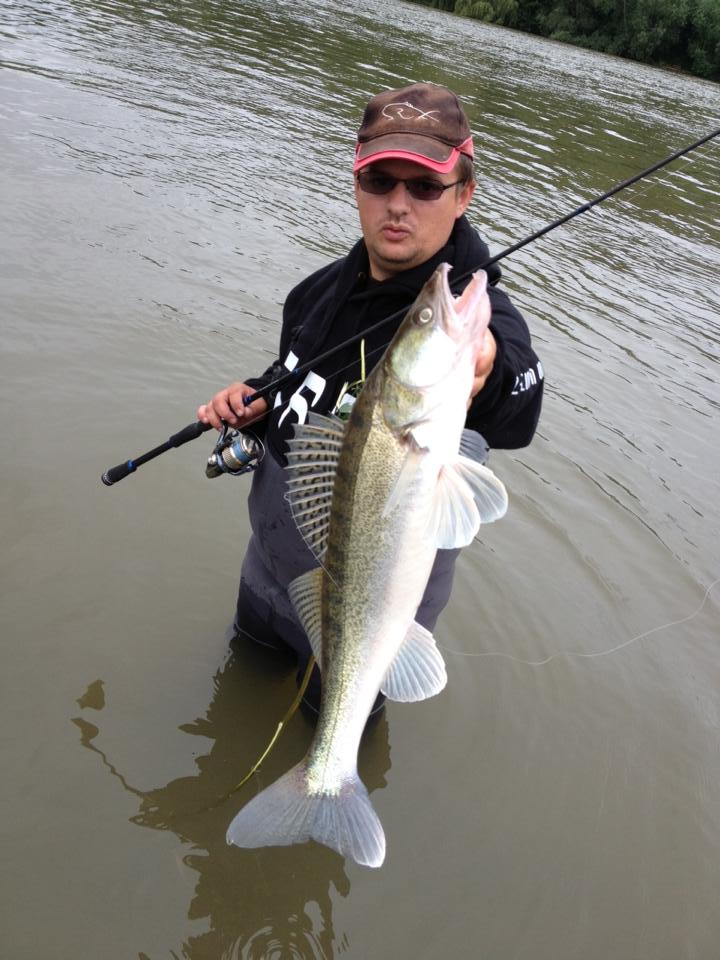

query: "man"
(198, 83), (543, 711)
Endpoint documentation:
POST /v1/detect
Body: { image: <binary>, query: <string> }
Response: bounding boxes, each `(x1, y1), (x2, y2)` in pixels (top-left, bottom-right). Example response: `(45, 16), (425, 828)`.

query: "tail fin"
(226, 761), (386, 868)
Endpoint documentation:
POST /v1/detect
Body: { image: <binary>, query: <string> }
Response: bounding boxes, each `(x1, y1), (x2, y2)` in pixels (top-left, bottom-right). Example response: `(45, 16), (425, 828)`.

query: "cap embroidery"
(381, 101), (440, 123)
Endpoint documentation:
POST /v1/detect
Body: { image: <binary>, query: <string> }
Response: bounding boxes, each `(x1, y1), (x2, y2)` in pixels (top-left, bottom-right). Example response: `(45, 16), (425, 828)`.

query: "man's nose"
(386, 180), (411, 212)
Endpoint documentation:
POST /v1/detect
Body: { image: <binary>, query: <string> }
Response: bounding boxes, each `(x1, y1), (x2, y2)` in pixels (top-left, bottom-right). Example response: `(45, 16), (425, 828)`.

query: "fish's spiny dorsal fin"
(287, 568), (324, 664)
(381, 620), (447, 701)
(284, 413), (347, 564)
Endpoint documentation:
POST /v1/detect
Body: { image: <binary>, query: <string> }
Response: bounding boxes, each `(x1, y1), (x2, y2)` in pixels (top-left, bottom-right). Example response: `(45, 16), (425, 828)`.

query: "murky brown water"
(1, 0), (719, 957)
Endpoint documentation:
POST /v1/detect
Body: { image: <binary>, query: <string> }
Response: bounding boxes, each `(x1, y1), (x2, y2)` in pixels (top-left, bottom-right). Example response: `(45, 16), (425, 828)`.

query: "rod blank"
(101, 126), (720, 485)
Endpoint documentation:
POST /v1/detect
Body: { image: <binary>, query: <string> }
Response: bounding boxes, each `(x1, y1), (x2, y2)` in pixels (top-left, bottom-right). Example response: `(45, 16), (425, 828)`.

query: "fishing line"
(223, 655), (316, 798)
(438, 577), (720, 666)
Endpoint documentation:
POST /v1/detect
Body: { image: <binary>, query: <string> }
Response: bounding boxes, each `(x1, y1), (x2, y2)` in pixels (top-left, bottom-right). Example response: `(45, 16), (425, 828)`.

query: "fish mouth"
(453, 269), (488, 320)
(431, 264), (489, 340)
(384, 263), (490, 394)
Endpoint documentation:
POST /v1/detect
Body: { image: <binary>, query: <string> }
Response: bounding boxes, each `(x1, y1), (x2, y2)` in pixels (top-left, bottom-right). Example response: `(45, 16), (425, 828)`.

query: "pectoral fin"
(458, 428), (489, 465)
(381, 620), (447, 702)
(382, 442), (424, 519)
(455, 456), (508, 523)
(429, 457), (508, 549)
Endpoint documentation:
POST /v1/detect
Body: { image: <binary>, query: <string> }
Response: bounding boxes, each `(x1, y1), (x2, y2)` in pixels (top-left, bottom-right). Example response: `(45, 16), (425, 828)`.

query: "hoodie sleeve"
(465, 283), (544, 449)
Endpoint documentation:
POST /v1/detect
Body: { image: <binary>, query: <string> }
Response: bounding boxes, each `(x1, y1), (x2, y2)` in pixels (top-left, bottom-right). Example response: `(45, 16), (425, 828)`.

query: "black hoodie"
(246, 215), (543, 463)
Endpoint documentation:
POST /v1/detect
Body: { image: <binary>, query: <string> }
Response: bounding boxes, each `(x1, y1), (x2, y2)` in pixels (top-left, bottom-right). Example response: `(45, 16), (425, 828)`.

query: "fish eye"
(415, 306), (433, 325)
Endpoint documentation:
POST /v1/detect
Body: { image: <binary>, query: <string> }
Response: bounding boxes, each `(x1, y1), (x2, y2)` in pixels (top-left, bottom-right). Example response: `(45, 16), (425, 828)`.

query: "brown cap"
(354, 82), (474, 174)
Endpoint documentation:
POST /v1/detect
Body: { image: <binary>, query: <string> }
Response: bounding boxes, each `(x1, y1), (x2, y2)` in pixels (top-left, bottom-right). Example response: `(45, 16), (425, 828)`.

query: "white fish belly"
(305, 413), (441, 791)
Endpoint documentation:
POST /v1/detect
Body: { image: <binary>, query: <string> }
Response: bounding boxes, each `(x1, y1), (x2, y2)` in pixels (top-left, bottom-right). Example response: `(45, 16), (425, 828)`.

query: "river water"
(1, 1), (719, 957)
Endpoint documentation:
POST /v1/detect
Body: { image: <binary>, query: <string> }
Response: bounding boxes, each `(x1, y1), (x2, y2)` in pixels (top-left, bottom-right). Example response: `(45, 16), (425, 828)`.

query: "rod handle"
(101, 460), (137, 486)
(101, 421), (214, 486)
(168, 421), (214, 446)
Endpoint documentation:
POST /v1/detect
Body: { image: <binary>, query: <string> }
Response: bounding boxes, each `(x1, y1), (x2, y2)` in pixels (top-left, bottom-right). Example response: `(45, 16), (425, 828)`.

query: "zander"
(226, 264), (508, 867)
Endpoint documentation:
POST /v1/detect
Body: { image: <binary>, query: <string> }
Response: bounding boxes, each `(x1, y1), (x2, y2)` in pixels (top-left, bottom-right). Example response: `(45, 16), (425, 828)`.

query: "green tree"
(687, 0), (720, 76)
(455, 0), (520, 26)
(404, 0), (719, 79)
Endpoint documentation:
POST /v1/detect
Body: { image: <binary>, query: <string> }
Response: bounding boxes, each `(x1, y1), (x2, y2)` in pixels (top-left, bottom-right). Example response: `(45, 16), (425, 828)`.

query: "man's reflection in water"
(73, 637), (392, 959)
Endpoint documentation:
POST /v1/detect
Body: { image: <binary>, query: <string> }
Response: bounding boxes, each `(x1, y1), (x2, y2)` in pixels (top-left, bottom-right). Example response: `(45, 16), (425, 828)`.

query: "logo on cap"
(381, 102), (440, 123)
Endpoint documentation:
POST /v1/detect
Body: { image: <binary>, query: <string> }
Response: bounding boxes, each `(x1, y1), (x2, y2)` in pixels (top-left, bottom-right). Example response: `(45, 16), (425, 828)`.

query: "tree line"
(408, 0), (720, 80)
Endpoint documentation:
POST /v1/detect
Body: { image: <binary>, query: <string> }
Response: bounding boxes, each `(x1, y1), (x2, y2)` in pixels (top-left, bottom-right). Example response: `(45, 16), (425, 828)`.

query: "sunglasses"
(356, 171), (465, 202)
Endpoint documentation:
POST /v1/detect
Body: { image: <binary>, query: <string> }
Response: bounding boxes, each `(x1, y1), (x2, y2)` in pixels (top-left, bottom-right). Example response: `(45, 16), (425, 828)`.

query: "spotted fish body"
(226, 264), (508, 867)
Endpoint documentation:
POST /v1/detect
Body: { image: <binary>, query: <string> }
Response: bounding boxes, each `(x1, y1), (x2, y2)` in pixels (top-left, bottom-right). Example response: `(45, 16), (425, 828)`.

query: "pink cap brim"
(353, 137), (474, 174)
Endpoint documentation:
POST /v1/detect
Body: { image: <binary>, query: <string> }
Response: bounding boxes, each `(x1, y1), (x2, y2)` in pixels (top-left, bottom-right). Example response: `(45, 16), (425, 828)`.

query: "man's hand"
(468, 330), (497, 406)
(197, 382), (269, 431)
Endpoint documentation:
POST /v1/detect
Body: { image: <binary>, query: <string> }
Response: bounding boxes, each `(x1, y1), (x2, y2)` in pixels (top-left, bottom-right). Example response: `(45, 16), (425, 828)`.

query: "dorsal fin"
(284, 414), (347, 563)
(287, 568), (324, 663)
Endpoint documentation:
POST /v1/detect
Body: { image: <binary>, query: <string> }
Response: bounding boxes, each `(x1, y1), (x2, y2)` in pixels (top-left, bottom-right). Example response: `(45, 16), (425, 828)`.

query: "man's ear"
(455, 180), (475, 218)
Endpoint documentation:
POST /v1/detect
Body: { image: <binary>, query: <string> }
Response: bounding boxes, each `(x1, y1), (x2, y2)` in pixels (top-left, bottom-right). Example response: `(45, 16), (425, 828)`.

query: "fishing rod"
(101, 124), (720, 487)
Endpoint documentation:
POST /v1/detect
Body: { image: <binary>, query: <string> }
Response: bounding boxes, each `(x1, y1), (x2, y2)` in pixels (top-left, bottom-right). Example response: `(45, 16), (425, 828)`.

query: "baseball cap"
(353, 82), (474, 174)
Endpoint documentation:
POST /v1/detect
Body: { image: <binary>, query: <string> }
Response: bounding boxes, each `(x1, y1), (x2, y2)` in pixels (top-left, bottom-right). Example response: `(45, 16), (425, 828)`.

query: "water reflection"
(73, 640), (392, 959)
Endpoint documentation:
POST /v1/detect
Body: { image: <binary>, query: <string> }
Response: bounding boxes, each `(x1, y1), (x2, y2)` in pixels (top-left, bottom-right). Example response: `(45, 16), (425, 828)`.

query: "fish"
(226, 263), (508, 867)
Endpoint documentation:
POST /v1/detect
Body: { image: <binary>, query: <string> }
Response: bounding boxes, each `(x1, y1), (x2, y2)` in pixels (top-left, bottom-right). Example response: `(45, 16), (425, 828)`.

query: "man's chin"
(372, 244), (419, 276)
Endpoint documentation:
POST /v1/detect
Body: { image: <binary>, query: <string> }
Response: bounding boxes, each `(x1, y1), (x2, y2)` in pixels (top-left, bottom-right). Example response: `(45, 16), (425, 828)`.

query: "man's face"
(354, 158), (475, 282)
